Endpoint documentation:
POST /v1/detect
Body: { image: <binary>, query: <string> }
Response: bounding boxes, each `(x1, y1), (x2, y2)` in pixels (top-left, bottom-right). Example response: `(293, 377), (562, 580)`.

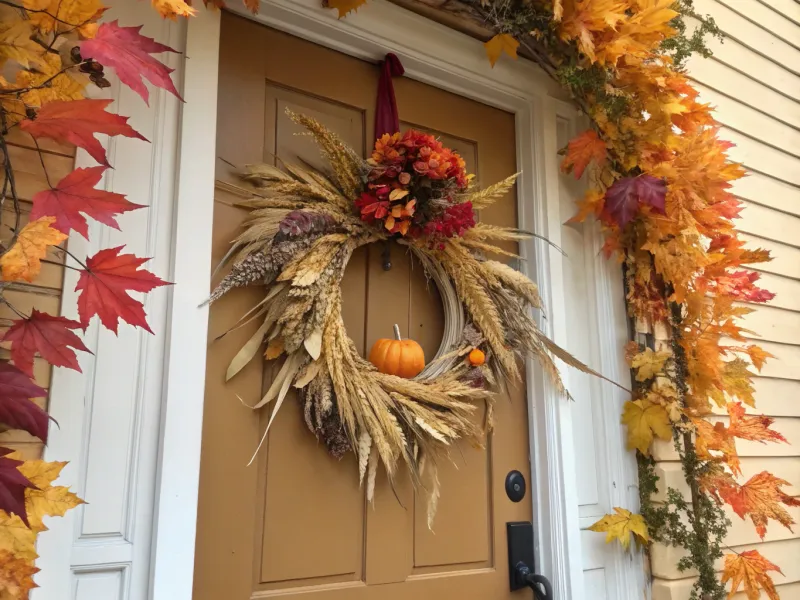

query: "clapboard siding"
(758, 0), (800, 25)
(652, 2), (800, 598)
(693, 84), (800, 158)
(718, 0), (800, 47)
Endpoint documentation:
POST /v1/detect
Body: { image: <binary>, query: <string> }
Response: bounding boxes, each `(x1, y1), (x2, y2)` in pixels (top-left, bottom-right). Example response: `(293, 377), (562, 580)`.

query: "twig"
(32, 138), (53, 188)
(0, 111), (22, 259)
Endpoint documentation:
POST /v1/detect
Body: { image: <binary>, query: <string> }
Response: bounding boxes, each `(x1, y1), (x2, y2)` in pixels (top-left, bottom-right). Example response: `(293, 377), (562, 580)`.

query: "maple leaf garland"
(75, 247), (170, 334)
(2, 310), (91, 377)
(19, 98), (148, 167)
(80, 21), (183, 105)
(722, 550), (782, 600)
(29, 166), (145, 238)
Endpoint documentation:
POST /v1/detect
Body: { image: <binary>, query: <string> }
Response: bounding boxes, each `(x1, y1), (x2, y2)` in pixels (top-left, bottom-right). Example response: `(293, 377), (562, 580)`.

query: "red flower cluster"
(357, 130), (473, 240)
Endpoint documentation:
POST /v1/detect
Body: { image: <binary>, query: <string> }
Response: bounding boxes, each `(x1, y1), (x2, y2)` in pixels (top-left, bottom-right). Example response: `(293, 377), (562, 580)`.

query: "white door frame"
(36, 1), (642, 599)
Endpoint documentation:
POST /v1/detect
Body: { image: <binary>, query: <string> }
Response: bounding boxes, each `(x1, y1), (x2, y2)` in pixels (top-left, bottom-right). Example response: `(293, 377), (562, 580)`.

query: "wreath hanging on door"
(209, 110), (605, 524)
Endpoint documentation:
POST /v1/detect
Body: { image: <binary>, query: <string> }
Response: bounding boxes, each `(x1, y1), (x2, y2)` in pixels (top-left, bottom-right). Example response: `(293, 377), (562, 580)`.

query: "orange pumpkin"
(369, 324), (425, 379)
(468, 348), (486, 367)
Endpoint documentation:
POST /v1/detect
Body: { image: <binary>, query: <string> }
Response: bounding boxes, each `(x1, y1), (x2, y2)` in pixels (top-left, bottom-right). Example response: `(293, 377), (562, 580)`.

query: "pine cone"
(278, 210), (335, 237)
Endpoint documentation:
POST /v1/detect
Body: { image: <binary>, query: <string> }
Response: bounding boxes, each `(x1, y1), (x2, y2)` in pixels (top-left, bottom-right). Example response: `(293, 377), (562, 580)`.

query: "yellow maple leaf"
(325, 0), (368, 19)
(622, 399), (672, 454)
(484, 33), (519, 67)
(630, 347), (670, 381)
(0, 549), (38, 598)
(552, 0), (563, 21)
(721, 550), (781, 600)
(16, 459), (67, 490)
(23, 0), (104, 37)
(151, 0), (197, 20)
(1, 216), (67, 282)
(0, 514), (37, 562)
(589, 508), (649, 550)
(0, 19), (45, 69)
(14, 53), (87, 109)
(25, 484), (84, 532)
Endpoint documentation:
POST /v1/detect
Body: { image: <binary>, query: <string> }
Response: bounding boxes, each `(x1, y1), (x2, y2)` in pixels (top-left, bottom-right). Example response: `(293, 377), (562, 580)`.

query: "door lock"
(507, 522), (554, 599)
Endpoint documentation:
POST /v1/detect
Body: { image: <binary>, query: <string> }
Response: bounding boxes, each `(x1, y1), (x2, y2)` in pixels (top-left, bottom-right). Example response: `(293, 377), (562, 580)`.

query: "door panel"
(195, 13), (528, 600)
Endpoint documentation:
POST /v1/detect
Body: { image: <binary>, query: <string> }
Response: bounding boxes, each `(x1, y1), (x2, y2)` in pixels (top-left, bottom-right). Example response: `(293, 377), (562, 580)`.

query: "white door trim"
(36, 1), (642, 599)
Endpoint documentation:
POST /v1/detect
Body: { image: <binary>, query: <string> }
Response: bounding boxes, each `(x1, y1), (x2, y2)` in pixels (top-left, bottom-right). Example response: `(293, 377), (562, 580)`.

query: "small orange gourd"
(468, 348), (486, 366)
(369, 324), (425, 379)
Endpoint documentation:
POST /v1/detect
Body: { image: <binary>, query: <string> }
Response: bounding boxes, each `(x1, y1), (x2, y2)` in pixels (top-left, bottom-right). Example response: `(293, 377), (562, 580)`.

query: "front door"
(194, 12), (532, 600)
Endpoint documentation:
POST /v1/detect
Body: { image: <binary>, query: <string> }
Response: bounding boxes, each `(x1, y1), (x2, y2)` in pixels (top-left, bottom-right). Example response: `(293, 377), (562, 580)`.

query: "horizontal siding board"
(720, 127), (800, 185)
(732, 170), (800, 216)
(738, 202), (800, 245)
(653, 579), (800, 600)
(688, 59), (800, 130)
(700, 29), (800, 100)
(718, 0), (800, 48)
(743, 234), (800, 280)
(753, 272), (800, 312)
(753, 341), (800, 380)
(739, 303), (800, 345)
(758, 0), (800, 25)
(651, 538), (800, 583)
(695, 0), (800, 72)
(695, 83), (800, 158)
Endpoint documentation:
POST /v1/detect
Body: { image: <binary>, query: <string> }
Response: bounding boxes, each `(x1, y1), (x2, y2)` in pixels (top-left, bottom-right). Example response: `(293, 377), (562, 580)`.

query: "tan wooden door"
(194, 13), (532, 600)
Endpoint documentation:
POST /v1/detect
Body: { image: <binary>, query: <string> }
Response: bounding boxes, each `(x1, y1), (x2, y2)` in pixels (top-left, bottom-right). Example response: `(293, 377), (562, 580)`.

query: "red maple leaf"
(0, 449), (36, 527)
(720, 471), (800, 539)
(0, 363), (49, 442)
(30, 166), (145, 239)
(75, 247), (170, 334)
(603, 175), (667, 227)
(80, 21), (182, 105)
(3, 310), (91, 377)
(19, 99), (148, 167)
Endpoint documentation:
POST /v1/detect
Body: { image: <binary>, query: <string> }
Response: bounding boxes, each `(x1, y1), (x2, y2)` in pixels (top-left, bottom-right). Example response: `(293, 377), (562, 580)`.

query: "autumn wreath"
(208, 110), (602, 524)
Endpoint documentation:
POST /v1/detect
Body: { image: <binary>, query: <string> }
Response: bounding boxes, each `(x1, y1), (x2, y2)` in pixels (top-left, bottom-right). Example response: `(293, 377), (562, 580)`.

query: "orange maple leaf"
(150, 0), (197, 19)
(720, 471), (800, 539)
(721, 550), (781, 600)
(561, 130), (607, 179)
(728, 402), (787, 445)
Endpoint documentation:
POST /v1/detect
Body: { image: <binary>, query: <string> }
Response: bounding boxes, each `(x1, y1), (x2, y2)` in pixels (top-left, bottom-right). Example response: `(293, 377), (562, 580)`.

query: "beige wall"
(651, 1), (800, 598)
(0, 130), (73, 461)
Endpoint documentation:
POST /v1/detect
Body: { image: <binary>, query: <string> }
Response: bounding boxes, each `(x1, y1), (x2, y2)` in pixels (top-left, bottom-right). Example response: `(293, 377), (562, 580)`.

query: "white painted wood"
(32, 2), (185, 599)
(695, 0), (800, 70)
(718, 0), (800, 47)
(732, 173), (800, 219)
(759, 0), (800, 25)
(687, 59), (800, 130)
(721, 128), (800, 186)
(36, 1), (636, 599)
(148, 8), (220, 600)
(693, 83), (800, 158)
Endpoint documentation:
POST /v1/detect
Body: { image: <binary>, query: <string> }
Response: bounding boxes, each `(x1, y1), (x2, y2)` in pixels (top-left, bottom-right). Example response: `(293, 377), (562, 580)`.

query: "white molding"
(148, 8), (220, 600)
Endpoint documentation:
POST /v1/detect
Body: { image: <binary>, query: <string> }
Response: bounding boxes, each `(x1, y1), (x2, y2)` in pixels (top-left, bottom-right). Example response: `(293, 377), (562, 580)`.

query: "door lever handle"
(513, 562), (553, 600)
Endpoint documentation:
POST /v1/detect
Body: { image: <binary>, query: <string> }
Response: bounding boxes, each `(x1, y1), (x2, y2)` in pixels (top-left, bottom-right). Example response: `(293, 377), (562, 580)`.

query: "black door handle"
(507, 522), (554, 599)
(514, 562), (553, 600)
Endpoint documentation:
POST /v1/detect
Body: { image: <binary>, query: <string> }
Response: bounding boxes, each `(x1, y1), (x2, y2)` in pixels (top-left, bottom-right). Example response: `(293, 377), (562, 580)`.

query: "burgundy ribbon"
(374, 53), (405, 139)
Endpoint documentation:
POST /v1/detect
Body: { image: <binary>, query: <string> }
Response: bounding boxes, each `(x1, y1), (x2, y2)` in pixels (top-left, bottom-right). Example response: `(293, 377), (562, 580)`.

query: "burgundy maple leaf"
(604, 175), (667, 227)
(80, 21), (182, 105)
(3, 310), (92, 377)
(0, 449), (36, 527)
(0, 363), (49, 442)
(30, 166), (145, 239)
(75, 246), (170, 334)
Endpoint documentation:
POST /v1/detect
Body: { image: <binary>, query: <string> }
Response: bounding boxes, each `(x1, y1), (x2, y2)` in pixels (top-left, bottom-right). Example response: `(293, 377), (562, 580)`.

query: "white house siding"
(651, 1), (800, 599)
